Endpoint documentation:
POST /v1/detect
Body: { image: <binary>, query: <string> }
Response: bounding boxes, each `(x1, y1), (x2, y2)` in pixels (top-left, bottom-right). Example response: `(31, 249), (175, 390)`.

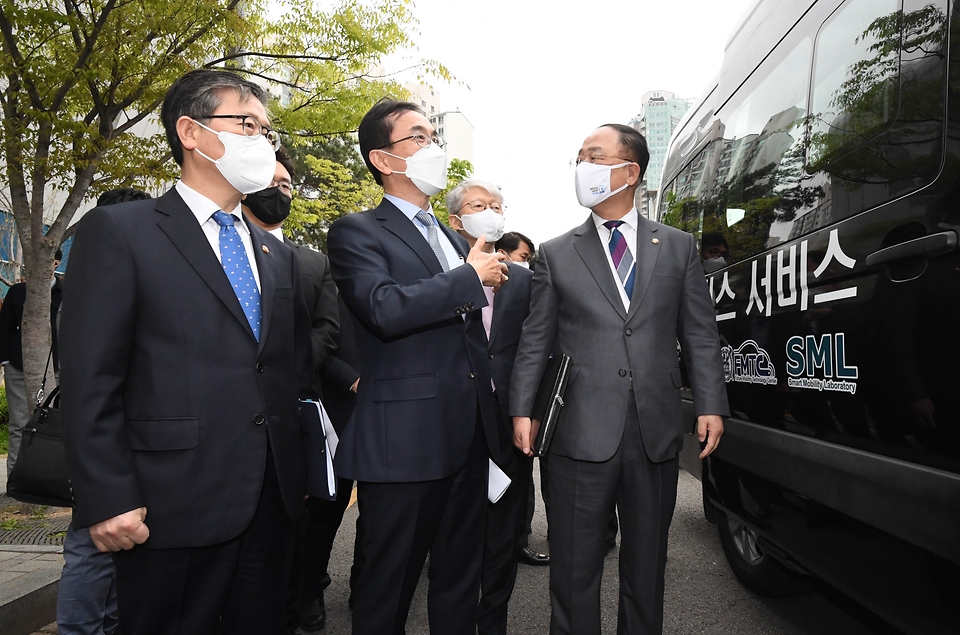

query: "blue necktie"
(604, 220), (635, 300)
(212, 211), (261, 340)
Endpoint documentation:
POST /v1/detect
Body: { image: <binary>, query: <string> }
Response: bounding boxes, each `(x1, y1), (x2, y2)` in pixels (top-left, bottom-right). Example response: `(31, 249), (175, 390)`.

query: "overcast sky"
(387, 0), (759, 245)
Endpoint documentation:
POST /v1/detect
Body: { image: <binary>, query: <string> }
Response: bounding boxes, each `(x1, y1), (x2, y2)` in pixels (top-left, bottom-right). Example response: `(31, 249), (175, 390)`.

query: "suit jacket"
(0, 278), (63, 371)
(318, 294), (361, 435)
(487, 262), (534, 474)
(510, 214), (729, 463)
(60, 189), (315, 549)
(284, 238), (340, 396)
(327, 198), (500, 483)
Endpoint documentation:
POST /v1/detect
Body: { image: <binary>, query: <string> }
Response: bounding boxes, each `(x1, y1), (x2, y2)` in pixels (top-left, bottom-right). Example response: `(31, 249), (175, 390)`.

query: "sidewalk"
(0, 456), (66, 635)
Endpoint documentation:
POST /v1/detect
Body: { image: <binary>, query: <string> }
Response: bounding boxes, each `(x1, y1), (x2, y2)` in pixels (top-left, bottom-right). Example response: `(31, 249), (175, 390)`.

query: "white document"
(319, 402), (339, 460)
(487, 459), (512, 504)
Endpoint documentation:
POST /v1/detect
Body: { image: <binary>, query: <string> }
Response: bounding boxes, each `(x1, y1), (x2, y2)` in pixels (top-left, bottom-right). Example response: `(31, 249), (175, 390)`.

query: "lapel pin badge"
(652, 238), (660, 244)
(261, 245), (270, 254)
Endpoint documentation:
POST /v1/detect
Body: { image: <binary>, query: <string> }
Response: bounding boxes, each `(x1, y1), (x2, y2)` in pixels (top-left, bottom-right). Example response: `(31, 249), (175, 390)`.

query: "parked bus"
(659, 0), (960, 632)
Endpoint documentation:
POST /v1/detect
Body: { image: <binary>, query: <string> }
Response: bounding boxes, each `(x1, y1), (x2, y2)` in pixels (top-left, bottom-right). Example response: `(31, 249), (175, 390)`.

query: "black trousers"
(478, 442), (533, 635)
(351, 417), (488, 635)
(546, 405), (679, 635)
(113, 450), (295, 635)
(286, 476), (354, 631)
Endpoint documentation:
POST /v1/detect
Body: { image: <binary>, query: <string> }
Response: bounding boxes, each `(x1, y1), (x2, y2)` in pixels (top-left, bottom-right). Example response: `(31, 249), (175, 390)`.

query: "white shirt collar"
(592, 207), (639, 232)
(175, 181), (248, 235)
(268, 227), (284, 241)
(384, 193), (434, 225)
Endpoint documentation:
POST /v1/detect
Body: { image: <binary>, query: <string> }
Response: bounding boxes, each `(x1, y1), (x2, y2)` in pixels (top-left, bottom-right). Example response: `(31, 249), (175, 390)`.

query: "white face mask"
(192, 120), (277, 194)
(380, 143), (448, 196)
(702, 256), (727, 273)
(456, 208), (505, 242)
(575, 161), (631, 209)
(511, 259), (530, 269)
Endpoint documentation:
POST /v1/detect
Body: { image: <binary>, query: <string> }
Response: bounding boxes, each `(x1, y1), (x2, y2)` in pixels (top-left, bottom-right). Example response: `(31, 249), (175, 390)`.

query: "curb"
(0, 561), (60, 635)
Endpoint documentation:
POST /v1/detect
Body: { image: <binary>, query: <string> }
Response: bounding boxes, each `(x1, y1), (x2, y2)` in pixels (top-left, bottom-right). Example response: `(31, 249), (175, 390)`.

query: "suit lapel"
(376, 199), (444, 276)
(248, 220), (276, 354)
(155, 190), (255, 339)
(573, 217), (627, 320)
(626, 216), (661, 322)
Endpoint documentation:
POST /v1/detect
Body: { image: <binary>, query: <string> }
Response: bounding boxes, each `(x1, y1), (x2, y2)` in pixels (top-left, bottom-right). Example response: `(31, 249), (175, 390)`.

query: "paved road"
(28, 466), (893, 635)
(315, 466), (890, 635)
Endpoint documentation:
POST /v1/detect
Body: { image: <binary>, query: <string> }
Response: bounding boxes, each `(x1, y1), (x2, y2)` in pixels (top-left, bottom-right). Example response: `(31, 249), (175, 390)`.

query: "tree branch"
(204, 50), (342, 66)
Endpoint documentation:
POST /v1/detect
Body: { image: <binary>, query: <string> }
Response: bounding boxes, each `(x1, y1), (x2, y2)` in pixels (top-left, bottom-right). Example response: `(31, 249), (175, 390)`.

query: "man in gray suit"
(510, 124), (728, 635)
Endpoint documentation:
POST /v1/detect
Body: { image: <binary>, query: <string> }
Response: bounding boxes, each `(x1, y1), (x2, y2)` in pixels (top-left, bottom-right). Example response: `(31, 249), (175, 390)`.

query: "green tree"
(284, 136), (380, 252)
(431, 158), (474, 226)
(0, 0), (448, 398)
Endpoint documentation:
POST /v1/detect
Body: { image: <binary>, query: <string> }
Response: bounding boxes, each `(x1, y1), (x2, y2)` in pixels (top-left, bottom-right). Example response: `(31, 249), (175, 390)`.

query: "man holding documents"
(326, 99), (505, 635)
(445, 179), (535, 634)
(510, 124), (729, 635)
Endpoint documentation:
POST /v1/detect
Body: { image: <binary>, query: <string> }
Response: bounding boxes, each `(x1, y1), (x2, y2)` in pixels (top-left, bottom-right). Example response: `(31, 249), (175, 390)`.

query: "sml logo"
(720, 340), (776, 385)
(785, 333), (858, 395)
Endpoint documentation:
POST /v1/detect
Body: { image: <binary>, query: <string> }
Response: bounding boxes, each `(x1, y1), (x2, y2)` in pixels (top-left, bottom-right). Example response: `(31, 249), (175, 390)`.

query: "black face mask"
(245, 186), (292, 225)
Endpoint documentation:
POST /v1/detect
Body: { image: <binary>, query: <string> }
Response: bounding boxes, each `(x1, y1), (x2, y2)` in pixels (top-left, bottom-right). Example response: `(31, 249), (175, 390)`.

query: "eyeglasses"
(204, 114), (282, 150)
(459, 200), (503, 214)
(575, 154), (635, 166)
(379, 132), (445, 150)
(270, 180), (294, 196)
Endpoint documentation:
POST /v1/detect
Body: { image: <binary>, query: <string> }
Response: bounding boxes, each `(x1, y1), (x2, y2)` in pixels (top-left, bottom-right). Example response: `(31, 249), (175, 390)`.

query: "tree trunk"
(20, 244), (56, 407)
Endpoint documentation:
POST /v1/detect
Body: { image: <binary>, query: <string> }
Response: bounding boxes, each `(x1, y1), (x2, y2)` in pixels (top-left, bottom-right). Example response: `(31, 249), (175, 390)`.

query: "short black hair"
(97, 188), (151, 207)
(276, 146), (296, 182)
(600, 123), (650, 181)
(495, 231), (536, 255)
(161, 69), (267, 166)
(358, 98), (424, 185)
(55, 248), (62, 261)
(700, 232), (728, 255)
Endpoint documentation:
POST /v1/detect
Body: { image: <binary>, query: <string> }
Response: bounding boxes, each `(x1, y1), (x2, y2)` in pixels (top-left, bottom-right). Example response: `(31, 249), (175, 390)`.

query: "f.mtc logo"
(720, 340), (777, 385)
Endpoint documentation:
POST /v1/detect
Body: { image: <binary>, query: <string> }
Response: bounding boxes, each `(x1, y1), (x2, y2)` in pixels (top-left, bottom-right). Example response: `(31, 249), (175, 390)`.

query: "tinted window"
(808, 0), (900, 168)
(661, 37), (812, 263)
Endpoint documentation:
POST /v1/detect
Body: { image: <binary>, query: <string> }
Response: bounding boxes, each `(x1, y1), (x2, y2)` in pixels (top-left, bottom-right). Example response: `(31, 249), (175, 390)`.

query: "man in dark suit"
(240, 147), (354, 634)
(510, 124), (729, 635)
(445, 179), (536, 634)
(326, 99), (507, 635)
(60, 69), (315, 635)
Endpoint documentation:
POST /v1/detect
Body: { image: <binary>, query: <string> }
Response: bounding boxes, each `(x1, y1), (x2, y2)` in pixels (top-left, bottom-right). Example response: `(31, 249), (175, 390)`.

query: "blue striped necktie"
(211, 211), (261, 340)
(603, 220), (635, 300)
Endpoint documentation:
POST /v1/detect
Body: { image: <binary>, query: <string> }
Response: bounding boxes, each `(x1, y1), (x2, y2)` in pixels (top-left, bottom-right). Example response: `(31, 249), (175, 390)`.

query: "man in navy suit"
(60, 69), (314, 635)
(327, 99), (507, 635)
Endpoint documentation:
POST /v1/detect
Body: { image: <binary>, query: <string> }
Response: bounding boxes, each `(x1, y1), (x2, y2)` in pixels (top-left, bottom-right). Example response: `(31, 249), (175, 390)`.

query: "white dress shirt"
(176, 181), (261, 292)
(592, 207), (639, 311)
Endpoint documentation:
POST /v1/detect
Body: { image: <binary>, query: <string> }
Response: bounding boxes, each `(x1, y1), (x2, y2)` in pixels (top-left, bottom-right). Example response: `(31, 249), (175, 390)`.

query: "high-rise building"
(629, 91), (691, 219)
(429, 110), (475, 165)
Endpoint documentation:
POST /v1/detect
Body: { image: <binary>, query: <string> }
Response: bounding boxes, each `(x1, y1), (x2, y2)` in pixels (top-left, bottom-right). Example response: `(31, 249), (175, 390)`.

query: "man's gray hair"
(161, 69), (268, 166)
(445, 179), (504, 216)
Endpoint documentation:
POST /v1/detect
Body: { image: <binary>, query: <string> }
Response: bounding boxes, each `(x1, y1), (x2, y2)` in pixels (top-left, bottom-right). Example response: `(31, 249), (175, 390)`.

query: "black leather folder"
(532, 354), (572, 457)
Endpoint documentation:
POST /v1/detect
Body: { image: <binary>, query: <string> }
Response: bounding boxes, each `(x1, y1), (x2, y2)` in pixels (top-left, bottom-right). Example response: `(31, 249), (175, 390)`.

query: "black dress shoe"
(299, 594), (326, 633)
(519, 546), (550, 566)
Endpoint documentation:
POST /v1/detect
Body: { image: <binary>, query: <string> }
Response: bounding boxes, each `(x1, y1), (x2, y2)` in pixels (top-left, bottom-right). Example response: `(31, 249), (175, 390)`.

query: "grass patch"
(0, 518), (21, 530)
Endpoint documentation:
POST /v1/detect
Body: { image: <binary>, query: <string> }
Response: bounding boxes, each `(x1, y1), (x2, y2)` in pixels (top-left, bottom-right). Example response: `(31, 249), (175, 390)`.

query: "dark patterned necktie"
(603, 220), (635, 300)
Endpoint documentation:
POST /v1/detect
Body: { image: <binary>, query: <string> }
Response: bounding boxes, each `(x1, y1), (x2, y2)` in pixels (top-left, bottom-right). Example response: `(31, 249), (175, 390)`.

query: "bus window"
(661, 36), (812, 264)
(808, 0), (900, 168)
